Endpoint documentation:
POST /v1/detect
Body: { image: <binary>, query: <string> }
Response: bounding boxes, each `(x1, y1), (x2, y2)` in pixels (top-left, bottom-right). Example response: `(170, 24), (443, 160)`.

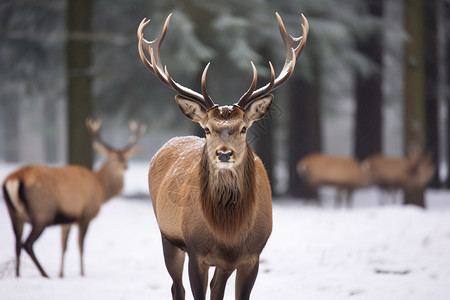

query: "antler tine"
(298, 14), (309, 56)
(129, 121), (148, 137)
(122, 121), (147, 151)
(163, 65), (215, 110)
(137, 19), (156, 76)
(237, 62), (258, 108)
(235, 13), (309, 110)
(137, 14), (217, 110)
(128, 120), (138, 133)
(86, 118), (101, 133)
(201, 63), (217, 109)
(137, 16), (170, 80)
(85, 118), (114, 151)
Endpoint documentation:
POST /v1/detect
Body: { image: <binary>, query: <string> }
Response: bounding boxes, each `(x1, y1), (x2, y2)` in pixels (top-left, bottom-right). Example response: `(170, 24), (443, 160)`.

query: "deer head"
(137, 13), (308, 169)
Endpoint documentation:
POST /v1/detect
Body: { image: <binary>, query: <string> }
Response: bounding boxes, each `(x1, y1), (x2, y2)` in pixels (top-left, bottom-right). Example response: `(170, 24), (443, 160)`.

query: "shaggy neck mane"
(200, 141), (256, 244)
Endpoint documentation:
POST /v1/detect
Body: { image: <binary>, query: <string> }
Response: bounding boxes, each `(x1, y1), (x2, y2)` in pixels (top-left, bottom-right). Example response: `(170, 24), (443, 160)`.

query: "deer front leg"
(77, 221), (90, 276)
(210, 267), (233, 300)
(188, 255), (209, 300)
(346, 189), (354, 208)
(59, 224), (72, 277)
(335, 188), (344, 208)
(235, 259), (259, 300)
(162, 235), (186, 300)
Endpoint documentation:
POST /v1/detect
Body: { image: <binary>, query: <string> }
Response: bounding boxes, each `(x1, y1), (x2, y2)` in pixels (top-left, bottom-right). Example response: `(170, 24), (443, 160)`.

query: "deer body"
(149, 135), (272, 269)
(297, 153), (371, 206)
(362, 153), (435, 204)
(138, 12), (308, 300)
(149, 117), (273, 299)
(363, 154), (429, 190)
(4, 165), (105, 225)
(2, 120), (144, 278)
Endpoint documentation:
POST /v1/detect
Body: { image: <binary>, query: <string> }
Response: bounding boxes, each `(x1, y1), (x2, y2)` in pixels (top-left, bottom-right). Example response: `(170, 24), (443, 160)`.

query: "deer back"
(298, 153), (371, 189)
(364, 153), (435, 190)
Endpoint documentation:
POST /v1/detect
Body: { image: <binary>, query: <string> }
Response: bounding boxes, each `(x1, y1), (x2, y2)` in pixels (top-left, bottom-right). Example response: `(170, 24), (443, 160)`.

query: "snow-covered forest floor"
(0, 162), (449, 299)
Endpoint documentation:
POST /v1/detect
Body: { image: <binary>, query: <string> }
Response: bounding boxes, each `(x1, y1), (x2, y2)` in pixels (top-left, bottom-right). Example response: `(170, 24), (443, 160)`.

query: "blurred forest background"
(0, 0), (449, 198)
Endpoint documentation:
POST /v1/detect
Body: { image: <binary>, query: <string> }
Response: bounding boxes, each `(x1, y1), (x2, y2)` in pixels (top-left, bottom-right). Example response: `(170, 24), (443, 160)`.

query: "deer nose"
(216, 150), (233, 162)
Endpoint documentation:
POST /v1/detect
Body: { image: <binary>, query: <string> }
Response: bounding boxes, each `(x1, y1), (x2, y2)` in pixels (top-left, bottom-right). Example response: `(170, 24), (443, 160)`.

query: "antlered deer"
(138, 12), (308, 299)
(362, 152), (435, 204)
(2, 120), (145, 278)
(297, 153), (371, 207)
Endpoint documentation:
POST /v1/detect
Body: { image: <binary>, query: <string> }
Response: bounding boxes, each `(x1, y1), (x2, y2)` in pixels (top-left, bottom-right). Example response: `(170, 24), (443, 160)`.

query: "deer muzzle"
(217, 150), (233, 162)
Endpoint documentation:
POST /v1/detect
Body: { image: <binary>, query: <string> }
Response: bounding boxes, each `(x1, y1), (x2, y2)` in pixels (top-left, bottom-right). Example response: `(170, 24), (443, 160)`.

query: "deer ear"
(92, 141), (110, 157)
(175, 95), (207, 123)
(245, 94), (273, 122)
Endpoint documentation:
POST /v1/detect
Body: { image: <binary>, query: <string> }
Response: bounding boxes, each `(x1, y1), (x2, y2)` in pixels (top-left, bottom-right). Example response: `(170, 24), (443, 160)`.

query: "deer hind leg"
(310, 186), (321, 206)
(346, 189), (354, 208)
(23, 222), (48, 278)
(162, 235), (186, 300)
(377, 189), (385, 206)
(77, 221), (90, 276)
(4, 183), (25, 277)
(235, 259), (259, 300)
(315, 188), (323, 207)
(335, 188), (344, 208)
(10, 218), (24, 277)
(59, 224), (72, 278)
(393, 189), (400, 205)
(210, 267), (233, 300)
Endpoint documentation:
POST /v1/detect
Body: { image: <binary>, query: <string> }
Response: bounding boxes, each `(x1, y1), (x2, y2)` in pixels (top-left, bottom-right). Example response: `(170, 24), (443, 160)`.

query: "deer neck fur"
(199, 141), (256, 245)
(95, 162), (124, 202)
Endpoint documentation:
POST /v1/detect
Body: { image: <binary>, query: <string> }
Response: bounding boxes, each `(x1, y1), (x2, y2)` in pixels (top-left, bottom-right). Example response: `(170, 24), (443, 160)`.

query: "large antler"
(137, 13), (308, 111)
(86, 119), (146, 152)
(137, 14), (217, 111)
(236, 13), (309, 110)
(86, 119), (114, 151)
(122, 121), (147, 151)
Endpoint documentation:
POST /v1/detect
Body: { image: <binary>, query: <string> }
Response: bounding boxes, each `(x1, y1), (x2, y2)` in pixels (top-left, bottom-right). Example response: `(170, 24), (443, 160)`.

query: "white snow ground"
(0, 162), (450, 300)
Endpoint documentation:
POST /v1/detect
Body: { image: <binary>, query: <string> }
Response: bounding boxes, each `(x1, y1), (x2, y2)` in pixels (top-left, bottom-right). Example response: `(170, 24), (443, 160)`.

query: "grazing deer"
(138, 12), (308, 299)
(297, 153), (371, 207)
(362, 152), (435, 205)
(2, 120), (145, 278)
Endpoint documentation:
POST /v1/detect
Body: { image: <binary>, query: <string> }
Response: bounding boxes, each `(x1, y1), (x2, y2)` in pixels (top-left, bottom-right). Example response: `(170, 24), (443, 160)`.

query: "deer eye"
(240, 127), (247, 134)
(204, 127), (211, 135)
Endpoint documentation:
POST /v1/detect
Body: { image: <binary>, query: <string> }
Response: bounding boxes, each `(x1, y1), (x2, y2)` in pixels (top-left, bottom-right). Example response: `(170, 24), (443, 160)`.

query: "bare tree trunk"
(287, 71), (321, 199)
(403, 0), (426, 207)
(354, 0), (383, 161)
(66, 0), (93, 169)
(442, 0), (450, 188)
(425, 0), (440, 188)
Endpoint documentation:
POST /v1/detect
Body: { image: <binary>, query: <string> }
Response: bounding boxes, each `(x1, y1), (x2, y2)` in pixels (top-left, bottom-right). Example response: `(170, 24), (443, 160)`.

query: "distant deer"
(138, 12), (308, 299)
(2, 119), (145, 278)
(297, 153), (371, 207)
(362, 152), (435, 205)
